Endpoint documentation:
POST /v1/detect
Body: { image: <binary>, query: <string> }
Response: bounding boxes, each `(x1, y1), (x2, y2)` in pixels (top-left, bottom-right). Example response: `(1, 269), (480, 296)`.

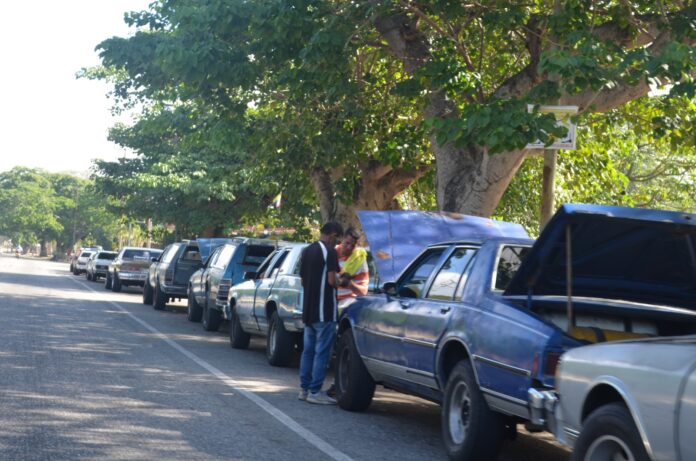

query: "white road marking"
(71, 277), (353, 461)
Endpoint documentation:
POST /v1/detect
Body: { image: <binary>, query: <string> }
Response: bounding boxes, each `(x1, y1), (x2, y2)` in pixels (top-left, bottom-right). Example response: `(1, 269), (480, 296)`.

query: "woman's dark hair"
(320, 221), (344, 237)
(344, 227), (361, 240)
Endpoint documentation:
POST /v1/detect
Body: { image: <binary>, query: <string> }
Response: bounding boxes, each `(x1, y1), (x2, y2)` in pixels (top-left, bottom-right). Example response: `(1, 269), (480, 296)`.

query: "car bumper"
(161, 284), (187, 296)
(119, 271), (148, 281)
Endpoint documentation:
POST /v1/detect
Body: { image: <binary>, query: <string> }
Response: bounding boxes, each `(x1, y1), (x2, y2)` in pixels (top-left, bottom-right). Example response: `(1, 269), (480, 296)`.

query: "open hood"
(195, 238), (237, 262)
(358, 211), (529, 283)
(505, 204), (696, 310)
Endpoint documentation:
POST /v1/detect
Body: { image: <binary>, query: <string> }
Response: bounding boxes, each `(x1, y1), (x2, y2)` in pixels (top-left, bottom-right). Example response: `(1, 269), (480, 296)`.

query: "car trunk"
(504, 204), (696, 343)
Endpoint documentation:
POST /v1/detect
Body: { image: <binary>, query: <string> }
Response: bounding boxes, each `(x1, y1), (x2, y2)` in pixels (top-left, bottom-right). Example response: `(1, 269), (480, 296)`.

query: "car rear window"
(122, 249), (161, 260)
(243, 245), (275, 266)
(97, 252), (116, 260)
(80, 252), (92, 258)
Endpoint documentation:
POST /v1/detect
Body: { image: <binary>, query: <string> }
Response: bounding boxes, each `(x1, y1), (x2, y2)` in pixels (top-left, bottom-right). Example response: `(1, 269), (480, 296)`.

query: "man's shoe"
(298, 389), (309, 401)
(326, 384), (336, 398)
(307, 391), (337, 405)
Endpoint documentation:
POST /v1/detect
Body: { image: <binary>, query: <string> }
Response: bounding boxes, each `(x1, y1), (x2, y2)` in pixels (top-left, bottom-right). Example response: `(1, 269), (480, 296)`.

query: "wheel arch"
(437, 337), (478, 389)
(580, 380), (653, 459)
(265, 300), (278, 320)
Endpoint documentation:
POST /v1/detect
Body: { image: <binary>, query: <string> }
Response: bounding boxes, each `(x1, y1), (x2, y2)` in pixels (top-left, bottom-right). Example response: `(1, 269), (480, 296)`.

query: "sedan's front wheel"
(442, 360), (504, 461)
(104, 272), (113, 290)
(336, 329), (375, 411)
(571, 403), (649, 461)
(142, 281), (153, 305)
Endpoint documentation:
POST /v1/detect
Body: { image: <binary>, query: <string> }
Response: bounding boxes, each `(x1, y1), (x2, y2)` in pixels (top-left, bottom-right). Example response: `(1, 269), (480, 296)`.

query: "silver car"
(85, 251), (117, 282)
(530, 336), (696, 461)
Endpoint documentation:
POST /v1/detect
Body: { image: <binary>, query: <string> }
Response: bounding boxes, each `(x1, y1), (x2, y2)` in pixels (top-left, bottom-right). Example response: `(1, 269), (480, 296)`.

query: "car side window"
(181, 246), (202, 263)
(214, 245), (237, 269)
(266, 249), (289, 278)
(206, 247), (222, 268)
(426, 248), (478, 301)
(161, 245), (178, 263)
(255, 251), (277, 277)
(494, 246), (530, 291)
(397, 248), (446, 298)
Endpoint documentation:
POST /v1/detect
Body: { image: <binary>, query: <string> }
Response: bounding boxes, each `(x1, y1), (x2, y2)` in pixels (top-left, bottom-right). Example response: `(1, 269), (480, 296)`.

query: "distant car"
(85, 251), (117, 281)
(531, 336), (696, 461)
(70, 246), (102, 274)
(187, 238), (277, 332)
(73, 251), (95, 275)
(105, 247), (163, 292)
(144, 238), (234, 310)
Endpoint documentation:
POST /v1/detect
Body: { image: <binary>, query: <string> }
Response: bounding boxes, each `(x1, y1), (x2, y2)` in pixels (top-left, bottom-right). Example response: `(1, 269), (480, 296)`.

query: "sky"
(0, 1), (153, 174)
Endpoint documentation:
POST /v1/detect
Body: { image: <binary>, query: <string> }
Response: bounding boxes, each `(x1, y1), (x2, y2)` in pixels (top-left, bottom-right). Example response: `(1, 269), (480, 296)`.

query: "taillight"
(543, 352), (562, 380)
(217, 278), (231, 300)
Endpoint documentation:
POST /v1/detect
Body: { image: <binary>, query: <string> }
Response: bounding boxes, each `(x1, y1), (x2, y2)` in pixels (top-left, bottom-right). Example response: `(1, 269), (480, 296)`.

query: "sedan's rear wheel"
(187, 291), (202, 322)
(571, 403), (649, 461)
(153, 282), (166, 310)
(142, 281), (153, 305)
(442, 360), (504, 461)
(336, 329), (375, 411)
(112, 272), (122, 292)
(202, 304), (221, 332)
(266, 311), (294, 366)
(104, 272), (113, 290)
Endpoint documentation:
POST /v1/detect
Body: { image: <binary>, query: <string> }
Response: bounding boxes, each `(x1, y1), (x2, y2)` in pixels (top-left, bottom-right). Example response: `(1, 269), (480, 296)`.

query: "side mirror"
(382, 282), (397, 296)
(243, 271), (257, 280)
(151, 257), (158, 262)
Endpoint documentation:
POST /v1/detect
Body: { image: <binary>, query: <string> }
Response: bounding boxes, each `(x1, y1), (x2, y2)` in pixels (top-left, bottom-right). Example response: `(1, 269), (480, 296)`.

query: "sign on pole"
(525, 105), (579, 150)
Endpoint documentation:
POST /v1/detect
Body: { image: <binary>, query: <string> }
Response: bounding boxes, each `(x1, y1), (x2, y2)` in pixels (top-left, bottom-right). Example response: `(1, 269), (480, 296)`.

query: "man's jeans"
(300, 321), (336, 393)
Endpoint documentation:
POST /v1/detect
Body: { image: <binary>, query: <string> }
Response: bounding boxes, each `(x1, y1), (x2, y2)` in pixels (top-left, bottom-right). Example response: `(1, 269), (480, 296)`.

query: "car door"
(252, 248), (291, 332)
(200, 247), (223, 309)
(401, 246), (479, 386)
(236, 249), (281, 331)
(174, 245), (202, 286)
(359, 247), (448, 375)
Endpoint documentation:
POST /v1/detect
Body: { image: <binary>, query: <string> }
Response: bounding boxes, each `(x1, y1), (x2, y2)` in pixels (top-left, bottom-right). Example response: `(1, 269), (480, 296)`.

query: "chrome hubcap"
(585, 435), (635, 461)
(269, 320), (276, 354)
(448, 381), (471, 445)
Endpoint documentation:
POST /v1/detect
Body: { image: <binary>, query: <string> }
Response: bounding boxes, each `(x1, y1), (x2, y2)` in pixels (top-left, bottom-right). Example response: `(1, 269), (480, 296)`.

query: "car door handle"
(440, 306), (452, 314)
(400, 301), (411, 309)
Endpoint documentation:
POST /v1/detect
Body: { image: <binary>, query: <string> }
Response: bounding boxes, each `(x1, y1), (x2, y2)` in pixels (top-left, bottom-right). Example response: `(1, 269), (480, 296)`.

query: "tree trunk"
(40, 239), (48, 257)
(310, 163), (428, 231)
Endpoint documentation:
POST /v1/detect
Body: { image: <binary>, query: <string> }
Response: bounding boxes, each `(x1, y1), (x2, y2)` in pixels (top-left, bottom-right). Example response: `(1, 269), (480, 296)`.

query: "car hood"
(195, 238), (237, 262)
(357, 210), (529, 283)
(504, 204), (696, 310)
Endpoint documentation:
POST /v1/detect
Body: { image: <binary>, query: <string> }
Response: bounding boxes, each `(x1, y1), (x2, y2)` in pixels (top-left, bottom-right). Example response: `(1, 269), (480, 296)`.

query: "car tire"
(112, 272), (122, 292)
(442, 360), (505, 461)
(104, 272), (113, 290)
(86, 271), (92, 281)
(229, 306), (250, 349)
(93, 274), (100, 282)
(336, 329), (375, 411)
(202, 304), (222, 332)
(187, 291), (203, 322)
(571, 403), (650, 461)
(143, 281), (154, 305)
(153, 282), (166, 310)
(266, 311), (294, 366)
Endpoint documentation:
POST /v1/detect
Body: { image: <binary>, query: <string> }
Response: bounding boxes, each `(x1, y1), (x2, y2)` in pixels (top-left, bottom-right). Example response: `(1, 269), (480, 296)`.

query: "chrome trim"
(362, 356), (438, 389)
(481, 387), (528, 418)
(474, 354), (531, 376)
(564, 427), (580, 439)
(402, 337), (437, 348)
(360, 327), (404, 343)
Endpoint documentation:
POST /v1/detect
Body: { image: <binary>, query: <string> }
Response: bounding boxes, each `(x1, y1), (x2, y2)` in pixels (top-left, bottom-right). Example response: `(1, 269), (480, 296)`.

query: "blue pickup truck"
(336, 206), (696, 461)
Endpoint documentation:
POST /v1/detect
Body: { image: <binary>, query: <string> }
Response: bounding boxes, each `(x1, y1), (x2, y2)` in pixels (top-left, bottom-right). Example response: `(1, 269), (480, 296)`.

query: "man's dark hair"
(344, 227), (361, 240)
(320, 221), (344, 237)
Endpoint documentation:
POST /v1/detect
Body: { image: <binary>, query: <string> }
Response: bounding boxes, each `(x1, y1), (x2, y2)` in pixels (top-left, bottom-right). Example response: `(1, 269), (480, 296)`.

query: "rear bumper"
(161, 283), (187, 296)
(119, 271), (147, 282)
(527, 388), (559, 434)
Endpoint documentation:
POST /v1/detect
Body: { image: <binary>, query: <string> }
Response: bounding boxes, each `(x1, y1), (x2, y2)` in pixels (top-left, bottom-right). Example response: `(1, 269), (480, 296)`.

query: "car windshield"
(243, 245), (275, 265)
(122, 249), (161, 260)
(80, 252), (92, 258)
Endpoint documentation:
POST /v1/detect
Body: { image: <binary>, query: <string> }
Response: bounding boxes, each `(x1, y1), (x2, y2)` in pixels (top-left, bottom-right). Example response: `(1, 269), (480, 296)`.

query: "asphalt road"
(0, 255), (570, 461)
